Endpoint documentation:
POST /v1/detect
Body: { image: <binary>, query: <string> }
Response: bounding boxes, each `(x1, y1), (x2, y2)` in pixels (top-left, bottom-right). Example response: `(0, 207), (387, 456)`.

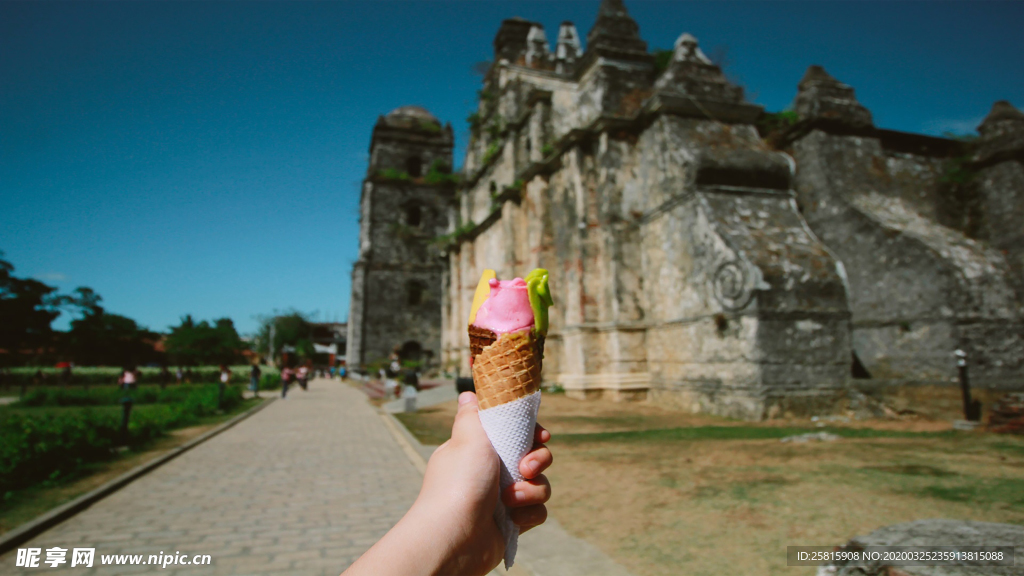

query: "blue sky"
(2, 1), (1022, 335)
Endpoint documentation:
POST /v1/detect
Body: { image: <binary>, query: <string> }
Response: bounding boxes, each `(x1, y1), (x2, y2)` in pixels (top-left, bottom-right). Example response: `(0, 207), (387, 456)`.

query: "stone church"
(349, 0), (1024, 419)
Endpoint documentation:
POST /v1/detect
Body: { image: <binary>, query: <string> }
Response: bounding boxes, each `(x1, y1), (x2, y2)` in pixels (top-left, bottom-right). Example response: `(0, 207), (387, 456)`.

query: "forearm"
(341, 502), (451, 576)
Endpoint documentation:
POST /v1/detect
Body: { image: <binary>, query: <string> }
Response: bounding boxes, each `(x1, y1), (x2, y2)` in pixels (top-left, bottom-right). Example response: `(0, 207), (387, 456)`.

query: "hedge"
(0, 385), (243, 495)
(2, 365), (278, 388)
(17, 385), (209, 407)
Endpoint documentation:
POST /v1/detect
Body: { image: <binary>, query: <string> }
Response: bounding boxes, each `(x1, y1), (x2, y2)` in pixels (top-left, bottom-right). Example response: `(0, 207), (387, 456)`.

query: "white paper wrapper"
(477, 389), (542, 569)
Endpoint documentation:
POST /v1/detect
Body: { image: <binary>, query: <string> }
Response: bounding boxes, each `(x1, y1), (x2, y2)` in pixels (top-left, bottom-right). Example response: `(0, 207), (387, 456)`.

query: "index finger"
(534, 423), (550, 444)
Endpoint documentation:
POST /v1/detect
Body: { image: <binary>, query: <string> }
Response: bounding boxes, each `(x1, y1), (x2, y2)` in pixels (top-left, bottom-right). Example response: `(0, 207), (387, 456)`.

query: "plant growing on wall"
(377, 168), (411, 181)
(388, 222), (420, 241)
(937, 135), (984, 239)
(467, 112), (482, 134)
(486, 116), (505, 141)
(756, 110), (799, 139)
(418, 119), (441, 133)
(424, 159), (460, 185)
(430, 220), (477, 252)
(652, 48), (674, 75)
(482, 141), (502, 165)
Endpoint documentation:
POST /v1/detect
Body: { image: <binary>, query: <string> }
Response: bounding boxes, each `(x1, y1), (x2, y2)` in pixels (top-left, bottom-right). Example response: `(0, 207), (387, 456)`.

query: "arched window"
(399, 341), (423, 362)
(407, 280), (426, 306)
(405, 203), (422, 227)
(406, 156), (423, 177)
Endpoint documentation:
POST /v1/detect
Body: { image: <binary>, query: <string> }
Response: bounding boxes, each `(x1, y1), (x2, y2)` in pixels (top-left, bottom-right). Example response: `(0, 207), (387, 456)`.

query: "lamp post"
(955, 349), (980, 422)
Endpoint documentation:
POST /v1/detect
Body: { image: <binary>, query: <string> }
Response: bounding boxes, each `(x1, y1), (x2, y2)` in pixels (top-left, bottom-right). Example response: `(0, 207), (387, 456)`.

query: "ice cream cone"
(472, 330), (543, 410)
(466, 268), (552, 569)
(468, 324), (498, 361)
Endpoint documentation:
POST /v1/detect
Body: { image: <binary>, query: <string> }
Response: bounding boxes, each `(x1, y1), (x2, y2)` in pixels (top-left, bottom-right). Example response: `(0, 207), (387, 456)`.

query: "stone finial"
(585, 0), (647, 54)
(975, 100), (1024, 163)
(556, 21), (581, 60)
(792, 65), (873, 128)
(554, 22), (581, 74)
(653, 32), (743, 104)
(673, 33), (712, 65)
(493, 17), (537, 64)
(525, 25), (550, 67)
(555, 21), (581, 74)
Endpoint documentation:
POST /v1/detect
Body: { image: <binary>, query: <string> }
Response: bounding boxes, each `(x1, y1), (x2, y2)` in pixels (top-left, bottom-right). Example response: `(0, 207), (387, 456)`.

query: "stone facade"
(346, 106), (455, 368)
(352, 0), (1024, 419)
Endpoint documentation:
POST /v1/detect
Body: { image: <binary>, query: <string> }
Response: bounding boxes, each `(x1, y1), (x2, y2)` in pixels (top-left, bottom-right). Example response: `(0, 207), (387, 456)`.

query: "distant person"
(250, 364), (262, 398)
(339, 364), (347, 380)
(33, 369), (45, 386)
(280, 366), (294, 399)
(120, 366), (137, 390)
(297, 364), (309, 391)
(159, 366), (171, 389)
(383, 354), (402, 399)
(175, 367), (184, 385)
(219, 365), (232, 386)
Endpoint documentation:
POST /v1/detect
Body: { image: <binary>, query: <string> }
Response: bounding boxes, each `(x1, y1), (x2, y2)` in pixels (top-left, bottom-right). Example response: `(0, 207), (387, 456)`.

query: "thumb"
(451, 391), (484, 443)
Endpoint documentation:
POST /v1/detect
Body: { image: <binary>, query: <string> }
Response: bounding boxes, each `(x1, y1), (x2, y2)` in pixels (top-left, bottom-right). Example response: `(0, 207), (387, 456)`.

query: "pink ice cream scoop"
(472, 278), (534, 335)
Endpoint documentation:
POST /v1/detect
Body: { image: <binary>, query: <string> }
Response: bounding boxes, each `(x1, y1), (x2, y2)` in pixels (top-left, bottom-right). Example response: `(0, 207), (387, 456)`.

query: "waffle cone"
(471, 330), (543, 410)
(469, 324), (497, 361)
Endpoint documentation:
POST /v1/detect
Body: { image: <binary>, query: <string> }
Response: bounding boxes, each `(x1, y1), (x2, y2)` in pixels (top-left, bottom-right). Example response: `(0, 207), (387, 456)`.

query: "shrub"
(17, 385), (209, 407)
(5, 365), (275, 388)
(0, 384), (245, 495)
(259, 373), (282, 390)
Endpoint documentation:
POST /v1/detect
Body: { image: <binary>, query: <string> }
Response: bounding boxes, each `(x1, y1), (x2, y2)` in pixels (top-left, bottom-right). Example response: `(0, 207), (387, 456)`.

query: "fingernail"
(458, 392), (473, 406)
(527, 459), (540, 475)
(515, 490), (526, 503)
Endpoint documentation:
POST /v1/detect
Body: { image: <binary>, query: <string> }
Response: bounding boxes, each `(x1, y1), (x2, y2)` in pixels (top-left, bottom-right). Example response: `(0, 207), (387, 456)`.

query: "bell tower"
(347, 106), (455, 370)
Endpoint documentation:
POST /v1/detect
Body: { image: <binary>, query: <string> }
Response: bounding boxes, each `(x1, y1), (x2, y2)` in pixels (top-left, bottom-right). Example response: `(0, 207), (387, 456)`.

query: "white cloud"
(921, 116), (984, 137)
(36, 272), (67, 282)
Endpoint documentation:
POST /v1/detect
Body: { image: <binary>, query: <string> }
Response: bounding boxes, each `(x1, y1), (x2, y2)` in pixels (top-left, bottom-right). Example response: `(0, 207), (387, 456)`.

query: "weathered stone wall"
(789, 128), (1023, 386)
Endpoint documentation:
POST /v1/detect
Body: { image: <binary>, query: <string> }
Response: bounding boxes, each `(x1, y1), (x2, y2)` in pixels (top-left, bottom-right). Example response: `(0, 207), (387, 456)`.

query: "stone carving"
(712, 261), (754, 311)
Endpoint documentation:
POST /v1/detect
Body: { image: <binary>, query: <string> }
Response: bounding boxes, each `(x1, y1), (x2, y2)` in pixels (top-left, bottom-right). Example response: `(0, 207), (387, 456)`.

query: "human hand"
(412, 391), (552, 575)
(342, 391), (552, 576)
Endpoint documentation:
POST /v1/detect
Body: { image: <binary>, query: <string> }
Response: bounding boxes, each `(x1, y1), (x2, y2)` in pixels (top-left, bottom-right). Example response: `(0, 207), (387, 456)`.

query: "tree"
(0, 254), (62, 361)
(65, 307), (162, 367)
(164, 315), (245, 366)
(252, 310), (315, 365)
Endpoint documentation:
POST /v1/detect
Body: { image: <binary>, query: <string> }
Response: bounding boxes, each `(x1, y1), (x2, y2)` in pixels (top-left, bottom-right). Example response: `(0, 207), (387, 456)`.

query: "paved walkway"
(0, 380), (423, 575)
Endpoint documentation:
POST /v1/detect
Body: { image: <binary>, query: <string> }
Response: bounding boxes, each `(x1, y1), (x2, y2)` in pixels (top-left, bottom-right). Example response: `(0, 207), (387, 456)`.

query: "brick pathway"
(0, 380), (423, 575)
